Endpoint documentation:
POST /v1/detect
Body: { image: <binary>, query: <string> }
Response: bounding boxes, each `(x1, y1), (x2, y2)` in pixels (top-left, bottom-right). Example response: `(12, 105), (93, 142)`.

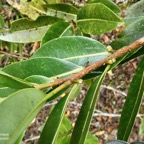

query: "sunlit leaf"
(41, 22), (73, 45)
(6, 0), (40, 19)
(0, 71), (34, 89)
(2, 58), (83, 79)
(89, 0), (120, 13)
(0, 16), (63, 43)
(46, 3), (79, 15)
(33, 36), (110, 67)
(111, 18), (144, 49)
(139, 118), (144, 135)
(0, 88), (46, 144)
(77, 3), (124, 35)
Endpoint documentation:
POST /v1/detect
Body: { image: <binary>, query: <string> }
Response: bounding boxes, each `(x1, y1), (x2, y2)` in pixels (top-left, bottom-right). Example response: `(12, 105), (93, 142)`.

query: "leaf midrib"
(64, 52), (110, 60)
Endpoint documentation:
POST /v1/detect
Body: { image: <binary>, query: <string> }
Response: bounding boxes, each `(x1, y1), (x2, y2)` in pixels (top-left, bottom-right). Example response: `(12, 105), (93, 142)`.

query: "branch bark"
(35, 37), (144, 90)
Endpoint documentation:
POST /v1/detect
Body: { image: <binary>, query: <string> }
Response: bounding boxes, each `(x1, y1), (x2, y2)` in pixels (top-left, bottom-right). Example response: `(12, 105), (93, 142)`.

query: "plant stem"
(35, 36), (144, 90)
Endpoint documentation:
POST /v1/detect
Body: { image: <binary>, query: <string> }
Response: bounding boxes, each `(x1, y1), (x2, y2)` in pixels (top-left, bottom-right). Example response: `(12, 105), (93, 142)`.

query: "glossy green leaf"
(39, 84), (80, 144)
(0, 71), (34, 89)
(45, 9), (77, 21)
(77, 3), (124, 35)
(126, 0), (144, 18)
(44, 4), (78, 21)
(25, 75), (52, 85)
(29, 2), (78, 20)
(118, 57), (144, 141)
(111, 18), (144, 49)
(46, 3), (79, 15)
(0, 87), (17, 98)
(2, 57), (83, 79)
(124, 1), (144, 26)
(0, 16), (63, 43)
(0, 88), (46, 144)
(25, 75), (53, 92)
(41, 22), (74, 45)
(89, 0), (120, 13)
(124, 16), (144, 26)
(111, 0), (144, 50)
(33, 36), (110, 67)
(70, 66), (110, 144)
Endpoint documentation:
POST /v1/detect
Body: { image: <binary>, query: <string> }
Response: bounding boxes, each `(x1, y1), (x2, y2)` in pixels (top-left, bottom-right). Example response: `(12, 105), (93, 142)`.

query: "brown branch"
(35, 36), (144, 90)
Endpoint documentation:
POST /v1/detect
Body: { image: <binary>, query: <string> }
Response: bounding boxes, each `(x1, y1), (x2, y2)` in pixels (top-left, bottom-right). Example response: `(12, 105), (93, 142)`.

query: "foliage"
(0, 0), (144, 144)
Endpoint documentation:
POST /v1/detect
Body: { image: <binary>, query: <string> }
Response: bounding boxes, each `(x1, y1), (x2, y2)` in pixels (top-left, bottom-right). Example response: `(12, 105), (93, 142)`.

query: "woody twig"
(35, 36), (144, 90)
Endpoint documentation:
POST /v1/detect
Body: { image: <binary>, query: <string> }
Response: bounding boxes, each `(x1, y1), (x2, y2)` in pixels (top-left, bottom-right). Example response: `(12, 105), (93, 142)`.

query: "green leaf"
(69, 84), (81, 101)
(85, 133), (99, 144)
(43, 4), (78, 20)
(0, 87), (17, 98)
(46, 3), (79, 15)
(39, 84), (80, 144)
(0, 71), (34, 89)
(0, 88), (46, 144)
(77, 3), (124, 35)
(111, 18), (144, 49)
(123, 1), (144, 26)
(57, 116), (99, 144)
(29, 2), (78, 21)
(15, 131), (25, 144)
(0, 15), (5, 28)
(70, 66), (110, 144)
(25, 75), (52, 85)
(55, 116), (72, 144)
(2, 57), (83, 79)
(124, 16), (144, 26)
(41, 22), (74, 45)
(111, 0), (144, 50)
(45, 0), (61, 4)
(126, 0), (144, 18)
(33, 36), (110, 67)
(28, 0), (47, 13)
(25, 75), (53, 92)
(0, 16), (63, 43)
(6, 0), (40, 20)
(39, 115), (98, 144)
(89, 0), (120, 13)
(139, 118), (144, 135)
(118, 57), (144, 141)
